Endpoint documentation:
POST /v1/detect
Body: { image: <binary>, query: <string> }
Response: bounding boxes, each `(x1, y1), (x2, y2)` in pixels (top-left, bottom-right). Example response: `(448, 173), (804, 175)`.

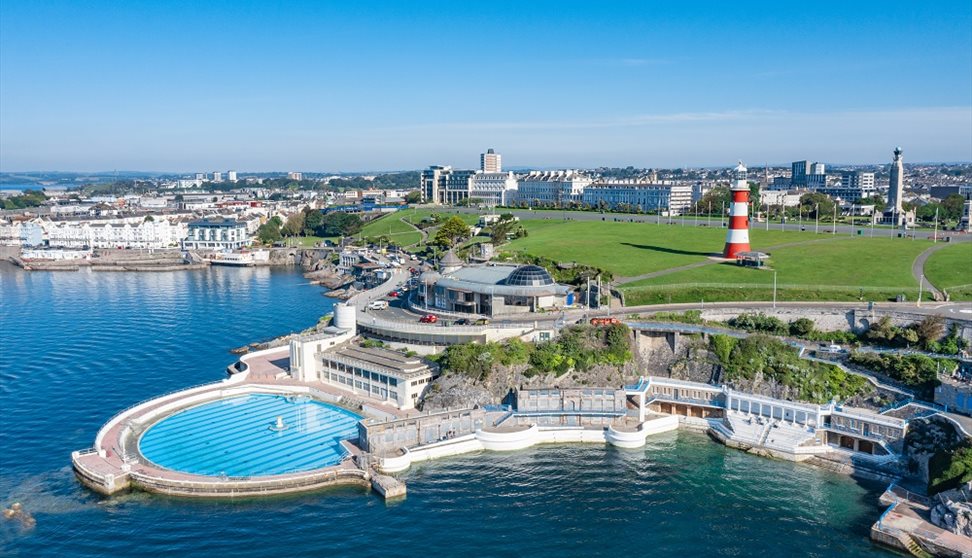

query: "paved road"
(445, 206), (972, 242)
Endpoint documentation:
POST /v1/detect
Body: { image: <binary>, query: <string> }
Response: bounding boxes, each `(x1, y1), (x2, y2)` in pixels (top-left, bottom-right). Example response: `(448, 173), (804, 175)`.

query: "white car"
(367, 300), (389, 310)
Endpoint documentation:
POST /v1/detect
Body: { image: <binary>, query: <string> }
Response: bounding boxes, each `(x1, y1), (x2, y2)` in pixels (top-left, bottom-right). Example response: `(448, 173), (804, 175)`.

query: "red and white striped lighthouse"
(722, 162), (751, 258)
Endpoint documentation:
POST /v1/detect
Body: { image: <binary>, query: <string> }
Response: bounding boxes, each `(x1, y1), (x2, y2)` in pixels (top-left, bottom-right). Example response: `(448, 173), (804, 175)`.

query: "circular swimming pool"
(139, 394), (361, 477)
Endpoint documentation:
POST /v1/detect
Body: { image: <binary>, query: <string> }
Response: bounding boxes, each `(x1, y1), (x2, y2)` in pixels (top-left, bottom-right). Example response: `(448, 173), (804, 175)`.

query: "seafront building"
(181, 218), (252, 251)
(416, 255), (571, 316)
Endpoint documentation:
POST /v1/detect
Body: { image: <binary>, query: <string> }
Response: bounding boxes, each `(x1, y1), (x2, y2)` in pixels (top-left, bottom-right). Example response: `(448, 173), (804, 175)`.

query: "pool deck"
(72, 346), (411, 498)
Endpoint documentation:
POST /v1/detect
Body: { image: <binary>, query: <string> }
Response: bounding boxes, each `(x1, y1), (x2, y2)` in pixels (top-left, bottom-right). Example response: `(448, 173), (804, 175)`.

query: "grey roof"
(322, 344), (433, 379)
(436, 264), (569, 297)
(439, 250), (462, 266)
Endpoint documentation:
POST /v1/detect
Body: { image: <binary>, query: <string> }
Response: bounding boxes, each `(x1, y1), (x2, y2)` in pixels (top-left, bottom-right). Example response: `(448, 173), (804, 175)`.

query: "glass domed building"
(415, 262), (570, 317)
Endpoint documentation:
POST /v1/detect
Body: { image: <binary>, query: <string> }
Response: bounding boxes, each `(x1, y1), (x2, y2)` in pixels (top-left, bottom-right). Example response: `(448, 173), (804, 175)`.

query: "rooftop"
(323, 344), (434, 379)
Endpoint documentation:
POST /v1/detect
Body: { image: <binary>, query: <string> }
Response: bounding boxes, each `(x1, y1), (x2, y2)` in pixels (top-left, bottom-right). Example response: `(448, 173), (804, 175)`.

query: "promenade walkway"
(912, 243), (948, 301)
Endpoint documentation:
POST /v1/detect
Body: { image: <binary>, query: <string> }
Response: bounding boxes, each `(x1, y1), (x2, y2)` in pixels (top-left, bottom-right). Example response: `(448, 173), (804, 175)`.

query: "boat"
(208, 249), (270, 267)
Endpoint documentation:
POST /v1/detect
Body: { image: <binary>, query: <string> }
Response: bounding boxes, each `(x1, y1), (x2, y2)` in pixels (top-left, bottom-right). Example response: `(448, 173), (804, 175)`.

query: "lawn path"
(913, 243), (948, 300)
(400, 215), (427, 248)
(615, 235), (846, 285)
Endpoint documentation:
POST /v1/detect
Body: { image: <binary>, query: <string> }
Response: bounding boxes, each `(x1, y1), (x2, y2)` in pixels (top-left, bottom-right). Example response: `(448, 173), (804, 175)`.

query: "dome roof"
(505, 265), (554, 287)
(439, 250), (462, 266)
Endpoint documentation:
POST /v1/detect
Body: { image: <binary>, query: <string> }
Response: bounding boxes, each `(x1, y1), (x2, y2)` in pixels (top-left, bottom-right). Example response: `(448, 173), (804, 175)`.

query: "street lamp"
(814, 203), (819, 234)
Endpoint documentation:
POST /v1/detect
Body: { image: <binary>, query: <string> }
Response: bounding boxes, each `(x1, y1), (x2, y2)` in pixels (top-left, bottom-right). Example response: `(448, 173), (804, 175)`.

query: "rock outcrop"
(930, 485), (972, 538)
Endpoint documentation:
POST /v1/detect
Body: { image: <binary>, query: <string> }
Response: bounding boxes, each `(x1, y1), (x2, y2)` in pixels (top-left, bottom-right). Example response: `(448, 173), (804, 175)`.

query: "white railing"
(94, 375), (245, 450)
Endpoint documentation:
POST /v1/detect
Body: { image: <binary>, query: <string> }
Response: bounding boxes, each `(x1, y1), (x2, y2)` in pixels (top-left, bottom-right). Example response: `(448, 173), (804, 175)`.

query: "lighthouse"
(722, 162), (751, 258)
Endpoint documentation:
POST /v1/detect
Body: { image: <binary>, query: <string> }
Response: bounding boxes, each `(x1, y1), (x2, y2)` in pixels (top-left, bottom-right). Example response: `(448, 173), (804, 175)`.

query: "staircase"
(902, 534), (933, 558)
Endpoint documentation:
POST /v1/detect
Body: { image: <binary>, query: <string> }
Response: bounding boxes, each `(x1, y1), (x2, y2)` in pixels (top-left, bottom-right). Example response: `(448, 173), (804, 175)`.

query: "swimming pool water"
(139, 394), (361, 477)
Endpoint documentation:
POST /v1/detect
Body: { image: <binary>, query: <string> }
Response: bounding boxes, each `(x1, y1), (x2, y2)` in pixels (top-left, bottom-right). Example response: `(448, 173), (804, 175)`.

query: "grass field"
(359, 208), (480, 248)
(506, 220), (835, 277)
(496, 219), (941, 304)
(358, 212), (424, 246)
(924, 243), (972, 300)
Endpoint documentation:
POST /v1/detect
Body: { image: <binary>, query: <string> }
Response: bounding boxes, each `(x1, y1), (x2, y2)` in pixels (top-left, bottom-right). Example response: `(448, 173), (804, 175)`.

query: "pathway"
(912, 243), (948, 301)
(399, 215), (428, 248)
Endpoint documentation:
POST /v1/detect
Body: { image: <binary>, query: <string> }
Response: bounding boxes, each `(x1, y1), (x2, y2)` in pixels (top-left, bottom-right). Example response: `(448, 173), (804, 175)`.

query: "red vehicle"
(419, 314), (438, 324)
(388, 291), (400, 298)
(590, 317), (620, 326)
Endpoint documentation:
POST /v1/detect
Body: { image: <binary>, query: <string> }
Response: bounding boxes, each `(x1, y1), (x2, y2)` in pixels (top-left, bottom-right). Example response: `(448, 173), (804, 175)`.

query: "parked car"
(474, 318), (490, 326)
(454, 318), (471, 326)
(367, 300), (388, 310)
(388, 291), (401, 298)
(419, 314), (438, 324)
(590, 317), (620, 326)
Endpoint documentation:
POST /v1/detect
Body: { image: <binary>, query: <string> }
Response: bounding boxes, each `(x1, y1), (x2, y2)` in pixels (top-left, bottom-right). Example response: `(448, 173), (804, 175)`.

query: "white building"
(841, 171), (875, 189)
(212, 171), (223, 183)
(480, 148), (502, 172)
(45, 218), (188, 249)
(469, 171), (518, 206)
(515, 170), (592, 206)
(227, 170), (238, 182)
(761, 190), (802, 208)
(181, 219), (251, 251)
(287, 171), (303, 181)
(581, 182), (694, 214)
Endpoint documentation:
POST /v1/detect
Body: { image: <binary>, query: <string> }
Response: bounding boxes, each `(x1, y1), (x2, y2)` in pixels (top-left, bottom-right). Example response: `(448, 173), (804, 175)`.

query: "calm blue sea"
(0, 265), (894, 557)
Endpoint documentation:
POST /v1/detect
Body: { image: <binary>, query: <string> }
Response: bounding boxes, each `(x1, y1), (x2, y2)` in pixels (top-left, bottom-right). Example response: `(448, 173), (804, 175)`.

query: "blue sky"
(1, 0), (971, 172)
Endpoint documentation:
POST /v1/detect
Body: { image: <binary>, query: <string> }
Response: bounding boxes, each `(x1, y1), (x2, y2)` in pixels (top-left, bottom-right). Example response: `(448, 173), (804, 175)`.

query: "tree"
(405, 190), (422, 204)
(748, 182), (761, 210)
(914, 315), (946, 349)
(281, 212), (305, 237)
(860, 195), (887, 212)
(693, 186), (730, 215)
(798, 192), (836, 220)
(143, 215), (155, 223)
(490, 214), (518, 245)
(941, 194), (966, 221)
(303, 208), (324, 236)
(319, 213), (362, 237)
(256, 222), (282, 244)
(433, 216), (471, 247)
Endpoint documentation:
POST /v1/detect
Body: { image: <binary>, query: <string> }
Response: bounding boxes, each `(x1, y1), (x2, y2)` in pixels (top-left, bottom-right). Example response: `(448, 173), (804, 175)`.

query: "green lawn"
(491, 219), (937, 305)
(358, 212), (424, 246)
(618, 237), (932, 304)
(924, 243), (972, 300)
(505, 220), (821, 278)
(295, 235), (337, 247)
(358, 208), (481, 248)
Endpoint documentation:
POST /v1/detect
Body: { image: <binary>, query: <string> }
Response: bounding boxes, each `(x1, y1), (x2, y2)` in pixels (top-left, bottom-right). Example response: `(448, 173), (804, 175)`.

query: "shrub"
(929, 441), (972, 494)
(727, 312), (788, 336)
(788, 318), (816, 337)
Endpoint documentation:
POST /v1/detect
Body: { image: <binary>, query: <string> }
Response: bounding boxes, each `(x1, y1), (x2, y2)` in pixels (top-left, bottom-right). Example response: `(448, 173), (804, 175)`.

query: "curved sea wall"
(376, 415), (679, 473)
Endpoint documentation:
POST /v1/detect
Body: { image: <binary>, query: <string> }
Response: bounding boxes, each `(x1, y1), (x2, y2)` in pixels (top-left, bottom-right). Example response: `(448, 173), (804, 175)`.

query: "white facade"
(212, 171), (223, 183)
(889, 147), (904, 213)
(46, 218), (188, 249)
(181, 219), (251, 250)
(761, 190), (802, 208)
(840, 171), (875, 189)
(469, 172), (518, 206)
(227, 170), (238, 182)
(480, 148), (502, 172)
(581, 182), (693, 214)
(515, 170), (592, 205)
